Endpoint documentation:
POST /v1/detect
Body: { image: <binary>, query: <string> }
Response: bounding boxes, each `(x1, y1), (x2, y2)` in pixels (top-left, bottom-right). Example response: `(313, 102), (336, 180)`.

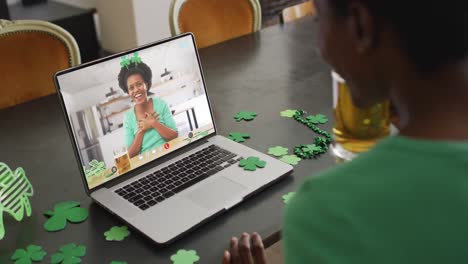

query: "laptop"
(54, 33), (293, 244)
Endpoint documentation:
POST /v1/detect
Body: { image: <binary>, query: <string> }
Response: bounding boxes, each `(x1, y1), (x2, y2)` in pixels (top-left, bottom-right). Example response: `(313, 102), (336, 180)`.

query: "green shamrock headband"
(120, 52), (142, 69)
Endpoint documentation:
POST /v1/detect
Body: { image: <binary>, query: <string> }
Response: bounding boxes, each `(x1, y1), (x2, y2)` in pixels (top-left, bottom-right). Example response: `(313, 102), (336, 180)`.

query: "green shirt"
(284, 136), (468, 263)
(123, 98), (177, 154)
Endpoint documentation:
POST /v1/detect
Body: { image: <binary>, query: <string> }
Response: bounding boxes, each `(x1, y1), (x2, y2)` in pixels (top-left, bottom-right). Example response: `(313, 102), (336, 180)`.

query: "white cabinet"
(96, 0), (172, 53)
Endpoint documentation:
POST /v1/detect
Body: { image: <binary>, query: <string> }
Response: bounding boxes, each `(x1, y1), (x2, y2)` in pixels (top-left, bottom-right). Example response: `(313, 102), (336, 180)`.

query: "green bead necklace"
(292, 110), (333, 159)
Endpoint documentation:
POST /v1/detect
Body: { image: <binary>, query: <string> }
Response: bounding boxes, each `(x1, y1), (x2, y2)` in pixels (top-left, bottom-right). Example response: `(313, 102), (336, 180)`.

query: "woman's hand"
(137, 112), (160, 133)
(223, 233), (268, 264)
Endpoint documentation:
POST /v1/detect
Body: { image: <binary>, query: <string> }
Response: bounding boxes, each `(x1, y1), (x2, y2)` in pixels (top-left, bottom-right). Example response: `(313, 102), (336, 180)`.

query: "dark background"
(0, 0), (10, 19)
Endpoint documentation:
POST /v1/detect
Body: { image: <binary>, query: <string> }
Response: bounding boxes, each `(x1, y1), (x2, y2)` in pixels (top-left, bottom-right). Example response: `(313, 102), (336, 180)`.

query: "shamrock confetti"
(282, 192), (296, 204)
(296, 144), (323, 157)
(0, 162), (33, 240)
(228, 132), (251, 143)
(305, 144), (322, 153)
(11, 245), (46, 264)
(280, 155), (301, 165)
(280, 109), (298, 118)
(110, 262), (127, 264)
(307, 114), (328, 124)
(234, 111), (257, 122)
(104, 226), (130, 241)
(43, 201), (88, 232)
(268, 146), (289, 157)
(50, 243), (86, 264)
(239, 157), (267, 171)
(170, 249), (200, 264)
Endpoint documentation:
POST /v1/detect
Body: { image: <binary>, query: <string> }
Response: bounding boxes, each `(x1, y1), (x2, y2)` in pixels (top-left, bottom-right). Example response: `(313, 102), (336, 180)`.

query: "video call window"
(57, 36), (215, 189)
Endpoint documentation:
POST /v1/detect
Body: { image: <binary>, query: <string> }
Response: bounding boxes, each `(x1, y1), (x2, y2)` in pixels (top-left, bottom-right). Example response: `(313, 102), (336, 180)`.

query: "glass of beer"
(331, 71), (391, 161)
(113, 146), (131, 174)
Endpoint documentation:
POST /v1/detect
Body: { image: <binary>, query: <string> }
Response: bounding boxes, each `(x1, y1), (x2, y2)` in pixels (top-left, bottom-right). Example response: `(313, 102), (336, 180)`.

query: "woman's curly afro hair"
(118, 61), (153, 94)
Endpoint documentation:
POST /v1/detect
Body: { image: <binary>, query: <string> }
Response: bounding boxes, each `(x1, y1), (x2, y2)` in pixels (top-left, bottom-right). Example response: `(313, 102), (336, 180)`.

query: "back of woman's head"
(328, 0), (468, 73)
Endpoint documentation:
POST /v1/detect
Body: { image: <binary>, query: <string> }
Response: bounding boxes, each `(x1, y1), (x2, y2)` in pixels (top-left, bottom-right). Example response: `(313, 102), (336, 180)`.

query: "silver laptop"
(54, 33), (293, 244)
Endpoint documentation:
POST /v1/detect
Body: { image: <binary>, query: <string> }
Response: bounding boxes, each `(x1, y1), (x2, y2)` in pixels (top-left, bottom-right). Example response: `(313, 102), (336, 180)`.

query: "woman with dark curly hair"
(118, 54), (178, 158)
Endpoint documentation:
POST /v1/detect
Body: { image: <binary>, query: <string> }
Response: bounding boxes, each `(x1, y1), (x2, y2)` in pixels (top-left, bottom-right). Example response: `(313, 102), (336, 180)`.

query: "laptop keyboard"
(114, 145), (242, 210)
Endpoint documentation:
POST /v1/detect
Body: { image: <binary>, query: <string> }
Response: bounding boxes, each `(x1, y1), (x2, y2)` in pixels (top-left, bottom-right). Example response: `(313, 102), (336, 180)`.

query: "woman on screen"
(118, 53), (178, 158)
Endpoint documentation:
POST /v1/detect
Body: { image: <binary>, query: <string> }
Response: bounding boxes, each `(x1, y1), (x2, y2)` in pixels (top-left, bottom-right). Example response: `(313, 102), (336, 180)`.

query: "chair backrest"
(281, 1), (316, 24)
(169, 0), (262, 48)
(0, 19), (80, 109)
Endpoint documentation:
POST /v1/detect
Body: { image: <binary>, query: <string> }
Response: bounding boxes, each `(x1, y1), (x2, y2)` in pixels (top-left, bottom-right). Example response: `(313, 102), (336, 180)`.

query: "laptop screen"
(56, 34), (215, 190)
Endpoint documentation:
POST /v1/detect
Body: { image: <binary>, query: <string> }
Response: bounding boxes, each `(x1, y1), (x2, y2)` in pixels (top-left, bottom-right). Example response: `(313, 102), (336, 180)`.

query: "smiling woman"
(118, 53), (179, 158)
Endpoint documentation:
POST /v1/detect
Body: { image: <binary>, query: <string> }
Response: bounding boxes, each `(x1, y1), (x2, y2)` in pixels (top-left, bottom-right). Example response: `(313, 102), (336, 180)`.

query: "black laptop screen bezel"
(54, 33), (218, 194)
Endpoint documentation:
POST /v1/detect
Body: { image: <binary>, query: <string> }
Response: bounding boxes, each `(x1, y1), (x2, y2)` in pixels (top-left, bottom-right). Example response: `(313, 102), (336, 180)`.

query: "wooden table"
(0, 16), (335, 263)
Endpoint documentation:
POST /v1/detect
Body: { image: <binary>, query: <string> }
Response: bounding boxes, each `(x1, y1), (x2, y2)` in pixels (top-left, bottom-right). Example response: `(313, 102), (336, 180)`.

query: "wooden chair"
(0, 19), (80, 109)
(281, 0), (316, 24)
(169, 0), (262, 48)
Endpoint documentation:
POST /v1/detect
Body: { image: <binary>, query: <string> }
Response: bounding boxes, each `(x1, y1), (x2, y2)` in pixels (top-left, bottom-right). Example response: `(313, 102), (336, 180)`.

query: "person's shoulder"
(284, 157), (377, 230)
(283, 156), (387, 264)
(294, 161), (359, 199)
(289, 147), (392, 209)
(299, 138), (404, 192)
(303, 153), (375, 187)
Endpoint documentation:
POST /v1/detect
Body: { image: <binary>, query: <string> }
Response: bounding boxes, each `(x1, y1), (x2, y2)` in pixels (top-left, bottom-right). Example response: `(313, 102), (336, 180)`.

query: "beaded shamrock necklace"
(292, 110), (332, 159)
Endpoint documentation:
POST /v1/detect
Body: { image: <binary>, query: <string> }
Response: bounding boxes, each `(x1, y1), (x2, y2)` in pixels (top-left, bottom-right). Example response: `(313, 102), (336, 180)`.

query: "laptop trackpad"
(185, 177), (247, 210)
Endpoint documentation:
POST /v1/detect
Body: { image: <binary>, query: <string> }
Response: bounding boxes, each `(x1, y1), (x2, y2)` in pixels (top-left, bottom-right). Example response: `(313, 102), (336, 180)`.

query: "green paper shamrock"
(170, 249), (200, 264)
(280, 109), (298, 118)
(280, 155), (301, 165)
(268, 146), (289, 157)
(239, 157), (267, 171)
(120, 55), (131, 69)
(282, 192), (296, 204)
(50, 243), (86, 264)
(234, 111), (257, 122)
(228, 132), (251, 143)
(43, 201), (89, 232)
(11, 245), (46, 264)
(130, 52), (142, 65)
(104, 226), (130, 241)
(0, 162), (33, 240)
(307, 114), (328, 124)
(110, 262), (127, 264)
(305, 144), (322, 153)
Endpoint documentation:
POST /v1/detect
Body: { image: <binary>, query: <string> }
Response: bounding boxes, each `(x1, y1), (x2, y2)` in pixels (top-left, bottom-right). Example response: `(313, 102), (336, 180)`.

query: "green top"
(123, 98), (177, 154)
(284, 136), (468, 263)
